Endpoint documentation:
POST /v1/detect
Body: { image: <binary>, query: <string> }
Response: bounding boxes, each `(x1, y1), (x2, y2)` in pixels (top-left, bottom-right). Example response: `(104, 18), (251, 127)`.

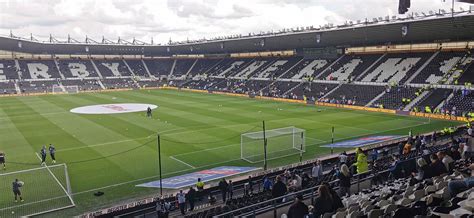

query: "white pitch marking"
(170, 156), (196, 169)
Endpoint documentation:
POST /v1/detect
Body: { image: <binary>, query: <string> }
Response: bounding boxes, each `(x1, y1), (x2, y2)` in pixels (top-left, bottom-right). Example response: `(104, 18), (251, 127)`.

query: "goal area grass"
(0, 89), (460, 216)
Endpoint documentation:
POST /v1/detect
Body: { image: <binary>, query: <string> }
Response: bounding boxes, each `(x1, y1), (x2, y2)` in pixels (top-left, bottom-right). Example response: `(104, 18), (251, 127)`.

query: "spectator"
(339, 151), (348, 166)
(263, 176), (273, 191)
(353, 148), (368, 174)
(468, 126), (473, 136)
(398, 142), (405, 155)
(429, 154), (448, 177)
(403, 141), (412, 155)
(448, 164), (474, 196)
(187, 187), (196, 211)
(289, 173), (302, 191)
(337, 164), (352, 197)
(437, 151), (454, 172)
(313, 185), (336, 217)
(287, 195), (309, 218)
(156, 198), (170, 218)
(218, 178), (228, 202)
(177, 190), (186, 215)
(301, 172), (311, 188)
(411, 158), (430, 184)
(272, 176), (287, 200)
(246, 176), (254, 195)
(450, 146), (462, 160)
(323, 182), (344, 210)
(228, 180), (234, 200)
(312, 160), (323, 183)
(196, 178), (205, 201)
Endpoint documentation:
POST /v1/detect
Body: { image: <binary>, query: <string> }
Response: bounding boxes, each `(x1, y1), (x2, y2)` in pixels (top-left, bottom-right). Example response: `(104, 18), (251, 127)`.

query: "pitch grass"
(0, 89), (460, 216)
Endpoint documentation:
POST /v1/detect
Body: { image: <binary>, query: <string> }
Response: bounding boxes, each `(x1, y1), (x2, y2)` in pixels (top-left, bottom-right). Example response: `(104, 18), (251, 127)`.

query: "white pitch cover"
(70, 103), (158, 115)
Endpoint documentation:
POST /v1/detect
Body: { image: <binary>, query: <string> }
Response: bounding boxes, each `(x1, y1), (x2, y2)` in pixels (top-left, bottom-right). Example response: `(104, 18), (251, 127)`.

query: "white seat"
(409, 189), (425, 202)
(368, 209), (384, 218)
(332, 210), (347, 218)
(383, 204), (398, 215)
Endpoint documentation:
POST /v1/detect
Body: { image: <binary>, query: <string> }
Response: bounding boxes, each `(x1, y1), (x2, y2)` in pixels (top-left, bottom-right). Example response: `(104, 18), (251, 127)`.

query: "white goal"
(0, 164), (75, 217)
(241, 126), (305, 163)
(52, 85), (79, 94)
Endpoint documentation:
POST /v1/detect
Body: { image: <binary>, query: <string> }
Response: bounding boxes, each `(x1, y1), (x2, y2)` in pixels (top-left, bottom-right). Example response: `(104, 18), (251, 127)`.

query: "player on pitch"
(40, 145), (47, 166)
(146, 107), (152, 118)
(13, 179), (24, 202)
(0, 151), (5, 170)
(49, 144), (56, 164)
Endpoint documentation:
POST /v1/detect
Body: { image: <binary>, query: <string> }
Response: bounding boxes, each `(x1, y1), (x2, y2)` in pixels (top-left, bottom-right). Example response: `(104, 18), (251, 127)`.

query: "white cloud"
(0, 0), (471, 44)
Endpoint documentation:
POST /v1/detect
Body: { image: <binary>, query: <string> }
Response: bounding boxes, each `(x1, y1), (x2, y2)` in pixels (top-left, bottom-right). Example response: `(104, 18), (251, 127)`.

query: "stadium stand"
(101, 78), (136, 89)
(18, 80), (58, 93)
(93, 60), (133, 77)
(410, 51), (466, 84)
(373, 86), (418, 110)
(0, 60), (20, 80)
(414, 88), (453, 112)
(143, 59), (174, 77)
(172, 59), (195, 78)
(441, 89), (474, 116)
(360, 52), (431, 84)
(322, 84), (386, 106)
(0, 80), (16, 95)
(318, 54), (381, 81)
(18, 60), (62, 79)
(280, 58), (330, 80)
(61, 79), (102, 91)
(58, 59), (101, 78)
(188, 59), (222, 78)
(125, 60), (150, 77)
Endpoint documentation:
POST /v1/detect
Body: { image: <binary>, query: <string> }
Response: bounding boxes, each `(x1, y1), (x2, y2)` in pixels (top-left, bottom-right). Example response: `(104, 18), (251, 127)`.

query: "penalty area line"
(170, 156), (196, 169)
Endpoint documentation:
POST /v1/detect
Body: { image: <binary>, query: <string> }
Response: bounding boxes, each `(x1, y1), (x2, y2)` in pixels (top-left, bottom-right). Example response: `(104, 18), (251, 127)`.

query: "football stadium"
(1, 0), (474, 217)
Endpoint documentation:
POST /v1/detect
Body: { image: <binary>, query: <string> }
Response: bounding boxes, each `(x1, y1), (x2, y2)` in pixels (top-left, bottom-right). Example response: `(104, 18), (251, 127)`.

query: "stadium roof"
(1, 11), (474, 56)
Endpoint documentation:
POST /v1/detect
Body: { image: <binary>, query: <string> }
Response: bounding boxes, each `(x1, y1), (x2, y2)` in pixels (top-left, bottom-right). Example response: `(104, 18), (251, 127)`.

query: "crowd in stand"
(148, 126), (474, 218)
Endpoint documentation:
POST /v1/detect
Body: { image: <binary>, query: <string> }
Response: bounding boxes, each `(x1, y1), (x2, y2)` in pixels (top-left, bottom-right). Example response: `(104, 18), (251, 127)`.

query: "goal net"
(52, 85), (79, 94)
(0, 164), (75, 217)
(241, 126), (305, 163)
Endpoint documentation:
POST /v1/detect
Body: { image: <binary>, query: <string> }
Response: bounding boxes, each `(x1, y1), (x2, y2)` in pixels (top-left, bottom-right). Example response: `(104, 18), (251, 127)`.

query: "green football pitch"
(0, 89), (460, 216)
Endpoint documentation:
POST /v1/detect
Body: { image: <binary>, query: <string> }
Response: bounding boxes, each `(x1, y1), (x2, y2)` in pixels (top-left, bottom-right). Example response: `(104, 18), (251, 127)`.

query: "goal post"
(0, 164), (75, 217)
(52, 85), (79, 94)
(241, 126), (305, 163)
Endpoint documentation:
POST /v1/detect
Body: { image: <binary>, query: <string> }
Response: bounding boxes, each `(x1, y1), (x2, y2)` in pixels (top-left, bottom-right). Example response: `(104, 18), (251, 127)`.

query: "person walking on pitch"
(40, 146), (47, 166)
(49, 144), (56, 164)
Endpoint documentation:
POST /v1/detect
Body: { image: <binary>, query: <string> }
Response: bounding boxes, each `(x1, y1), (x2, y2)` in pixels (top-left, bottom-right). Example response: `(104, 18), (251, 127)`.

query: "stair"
(122, 60), (136, 77)
(184, 59), (198, 79)
(315, 54), (345, 79)
(403, 90), (430, 111)
(320, 83), (343, 99)
(90, 60), (104, 79)
(258, 58), (305, 93)
(283, 82), (305, 96)
(141, 59), (153, 78)
(405, 51), (439, 84)
(14, 81), (21, 94)
(168, 59), (177, 78)
(97, 79), (106, 89)
(14, 60), (22, 80)
(355, 53), (387, 81)
(435, 91), (454, 111)
(366, 91), (387, 107)
(54, 59), (66, 79)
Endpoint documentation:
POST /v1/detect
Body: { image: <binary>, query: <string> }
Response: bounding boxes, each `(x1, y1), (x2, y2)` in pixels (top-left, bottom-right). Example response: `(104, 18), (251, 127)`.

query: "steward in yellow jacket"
(353, 148), (368, 174)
